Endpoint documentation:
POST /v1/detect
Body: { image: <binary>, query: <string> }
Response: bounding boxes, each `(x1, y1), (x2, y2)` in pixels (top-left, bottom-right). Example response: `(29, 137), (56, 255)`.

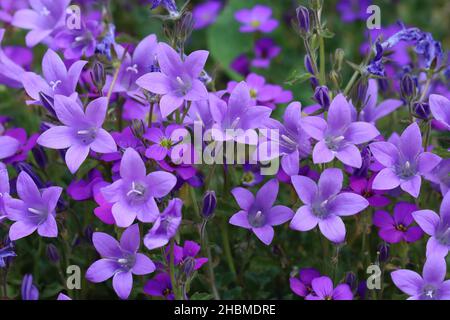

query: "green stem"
(424, 120), (431, 150)
(201, 227), (220, 300)
(220, 219), (237, 279)
(344, 70), (360, 96)
(319, 36), (326, 85)
(169, 239), (182, 300)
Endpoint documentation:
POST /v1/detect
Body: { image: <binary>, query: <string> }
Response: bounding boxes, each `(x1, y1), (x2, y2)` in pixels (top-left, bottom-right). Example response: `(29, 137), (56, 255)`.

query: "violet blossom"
(369, 122), (441, 198)
(101, 148), (177, 227)
(234, 5), (278, 33)
(290, 268), (321, 297)
(0, 28), (27, 88)
(305, 276), (353, 300)
(229, 179), (294, 245)
(290, 168), (369, 243)
(144, 273), (174, 300)
(37, 95), (117, 174)
(144, 124), (188, 161)
(4, 171), (62, 240)
(192, 1), (221, 30)
(429, 94), (450, 130)
(336, 0), (371, 22)
(86, 224), (156, 300)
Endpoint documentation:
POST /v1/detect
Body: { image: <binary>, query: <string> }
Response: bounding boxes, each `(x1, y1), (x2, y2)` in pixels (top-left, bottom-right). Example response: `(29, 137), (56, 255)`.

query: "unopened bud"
(296, 6), (310, 36)
(46, 244), (60, 263)
(413, 102), (431, 120)
(313, 86), (330, 110)
(202, 191), (216, 219)
(400, 74), (416, 101)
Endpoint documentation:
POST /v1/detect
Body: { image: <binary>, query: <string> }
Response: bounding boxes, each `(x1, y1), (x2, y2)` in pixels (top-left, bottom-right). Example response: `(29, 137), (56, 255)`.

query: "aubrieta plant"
(0, 0), (448, 301)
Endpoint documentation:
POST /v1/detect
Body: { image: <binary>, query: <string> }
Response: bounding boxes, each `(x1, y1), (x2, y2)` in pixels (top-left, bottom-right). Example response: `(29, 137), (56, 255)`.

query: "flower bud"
(313, 86), (330, 110)
(46, 244), (60, 263)
(377, 243), (390, 262)
(400, 74), (416, 101)
(296, 6), (310, 35)
(345, 272), (357, 290)
(32, 145), (48, 169)
(183, 257), (196, 278)
(91, 60), (106, 91)
(39, 92), (56, 117)
(413, 102), (431, 120)
(202, 191), (216, 219)
(177, 11), (194, 43)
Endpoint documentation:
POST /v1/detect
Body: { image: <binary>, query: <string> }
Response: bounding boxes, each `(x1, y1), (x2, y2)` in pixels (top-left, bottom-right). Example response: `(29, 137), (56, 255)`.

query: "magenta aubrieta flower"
(373, 202), (423, 244)
(290, 267), (321, 297)
(302, 94), (380, 168)
(12, 0), (70, 47)
(192, 1), (221, 30)
(252, 38), (281, 69)
(144, 273), (174, 300)
(391, 255), (450, 300)
(22, 49), (86, 105)
(101, 148), (177, 228)
(144, 198), (182, 250)
(234, 5), (278, 33)
(429, 94), (450, 130)
(136, 43), (209, 118)
(413, 192), (450, 258)
(305, 276), (353, 300)
(369, 122), (441, 198)
(37, 95), (117, 174)
(290, 168), (369, 243)
(144, 124), (188, 161)
(4, 171), (62, 240)
(86, 224), (156, 300)
(349, 174), (390, 208)
(229, 179), (294, 245)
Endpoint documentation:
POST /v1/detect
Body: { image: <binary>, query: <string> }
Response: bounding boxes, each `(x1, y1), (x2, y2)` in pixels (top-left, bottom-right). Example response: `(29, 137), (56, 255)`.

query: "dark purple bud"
(345, 272), (357, 290)
(313, 86), (330, 110)
(46, 244), (60, 263)
(357, 281), (367, 300)
(377, 243), (390, 262)
(377, 78), (389, 93)
(131, 119), (146, 138)
(21, 274), (39, 300)
(32, 145), (48, 169)
(13, 162), (44, 188)
(400, 74), (416, 101)
(296, 6), (310, 35)
(183, 257), (196, 278)
(353, 79), (369, 110)
(414, 102), (431, 120)
(202, 190), (217, 218)
(39, 92), (56, 117)
(304, 54), (315, 74)
(178, 11), (194, 42)
(84, 227), (94, 244)
(91, 60), (106, 91)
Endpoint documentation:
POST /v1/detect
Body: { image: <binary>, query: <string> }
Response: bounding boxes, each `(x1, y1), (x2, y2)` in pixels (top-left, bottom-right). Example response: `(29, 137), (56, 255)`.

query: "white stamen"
(426, 290), (434, 298)
(28, 208), (42, 215)
(77, 130), (90, 135)
(118, 258), (128, 264)
(335, 135), (345, 143)
(176, 76), (184, 86)
(230, 117), (241, 129)
(49, 80), (62, 91)
(405, 161), (411, 169)
(126, 182), (144, 197)
(126, 64), (139, 74)
(75, 36), (84, 42)
(281, 134), (296, 145)
(41, 7), (50, 16)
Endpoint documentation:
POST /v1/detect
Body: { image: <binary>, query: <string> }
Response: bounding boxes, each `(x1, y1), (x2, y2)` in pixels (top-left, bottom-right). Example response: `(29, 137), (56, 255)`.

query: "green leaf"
(190, 292), (214, 300)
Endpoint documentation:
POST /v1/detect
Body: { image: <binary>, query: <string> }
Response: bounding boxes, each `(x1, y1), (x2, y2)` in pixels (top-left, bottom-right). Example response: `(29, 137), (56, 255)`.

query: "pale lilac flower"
(37, 95), (117, 174)
(0, 165), (10, 221)
(412, 192), (450, 258)
(429, 94), (450, 130)
(305, 276), (353, 300)
(424, 159), (450, 196)
(136, 43), (209, 118)
(12, 0), (70, 47)
(4, 171), (62, 240)
(21, 274), (39, 300)
(192, 1), (221, 30)
(354, 79), (403, 124)
(144, 198), (182, 250)
(0, 28), (27, 88)
(234, 5), (278, 33)
(391, 255), (450, 300)
(101, 148), (177, 227)
(290, 168), (369, 243)
(258, 102), (311, 176)
(229, 179), (294, 245)
(209, 81), (272, 145)
(21, 49), (86, 105)
(0, 135), (20, 160)
(107, 34), (158, 100)
(370, 122), (441, 198)
(0, 0), (28, 24)
(373, 202), (423, 243)
(302, 94), (380, 168)
(86, 224), (156, 300)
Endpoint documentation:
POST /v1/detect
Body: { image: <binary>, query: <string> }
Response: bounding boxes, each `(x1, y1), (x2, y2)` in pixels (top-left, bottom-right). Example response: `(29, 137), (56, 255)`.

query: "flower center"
(251, 20), (261, 28)
(40, 7), (50, 16)
(396, 160), (416, 179)
(248, 209), (266, 228)
(49, 80), (62, 91)
(242, 172), (255, 184)
(436, 226), (450, 246)
(28, 207), (48, 224)
(77, 128), (98, 145)
(395, 224), (407, 232)
(117, 254), (136, 271)
(126, 181), (148, 204)
(175, 76), (191, 95)
(422, 284), (437, 300)
(230, 117), (241, 130)
(325, 135), (345, 151)
(160, 138), (173, 149)
(249, 88), (258, 99)
(312, 200), (329, 219)
(126, 64), (139, 74)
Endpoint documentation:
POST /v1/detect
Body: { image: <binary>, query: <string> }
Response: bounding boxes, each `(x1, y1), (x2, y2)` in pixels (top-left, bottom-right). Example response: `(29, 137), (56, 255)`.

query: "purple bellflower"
(369, 122), (441, 198)
(234, 5), (278, 33)
(22, 49), (86, 105)
(12, 0), (70, 47)
(429, 94), (450, 130)
(302, 94), (380, 168)
(391, 255), (450, 300)
(290, 168), (369, 243)
(4, 171), (62, 240)
(229, 179), (294, 245)
(86, 224), (156, 300)
(373, 202), (423, 243)
(136, 43), (209, 118)
(144, 198), (182, 250)
(0, 165), (10, 221)
(37, 95), (117, 174)
(305, 276), (353, 300)
(171, 240), (208, 271)
(412, 192), (450, 258)
(101, 148), (177, 228)
(0, 135), (20, 160)
(0, 28), (27, 88)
